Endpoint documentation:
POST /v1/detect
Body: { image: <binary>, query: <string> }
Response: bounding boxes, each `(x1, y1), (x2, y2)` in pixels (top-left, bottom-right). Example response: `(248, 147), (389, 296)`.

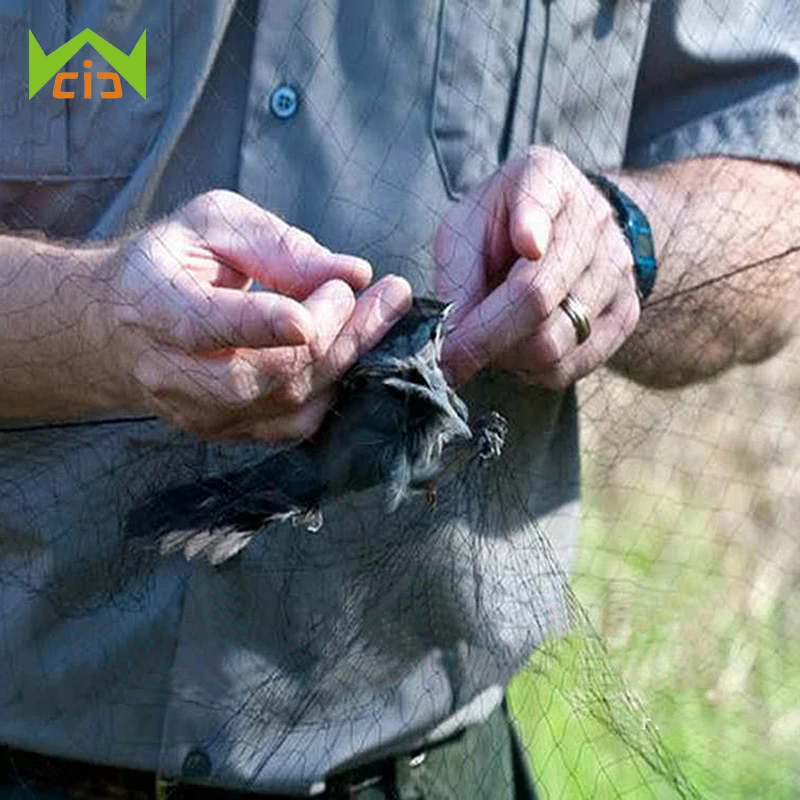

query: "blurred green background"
(508, 339), (800, 798)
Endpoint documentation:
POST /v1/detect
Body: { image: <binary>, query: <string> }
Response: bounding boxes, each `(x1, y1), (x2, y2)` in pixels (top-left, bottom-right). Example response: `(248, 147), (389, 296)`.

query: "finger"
(243, 278), (357, 409)
(523, 286), (641, 390)
(499, 240), (631, 375)
(151, 276), (315, 351)
(300, 279), (357, 359)
(442, 216), (587, 386)
(434, 177), (498, 327)
(176, 190), (373, 298)
(238, 274), (411, 414)
(502, 150), (569, 261)
(179, 242), (253, 290)
(498, 217), (635, 374)
(435, 153), (568, 331)
(442, 173), (622, 388)
(316, 274), (413, 386)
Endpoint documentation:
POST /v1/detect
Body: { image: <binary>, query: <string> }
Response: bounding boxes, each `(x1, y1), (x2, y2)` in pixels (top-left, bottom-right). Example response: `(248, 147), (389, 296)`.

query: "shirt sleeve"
(624, 0), (800, 168)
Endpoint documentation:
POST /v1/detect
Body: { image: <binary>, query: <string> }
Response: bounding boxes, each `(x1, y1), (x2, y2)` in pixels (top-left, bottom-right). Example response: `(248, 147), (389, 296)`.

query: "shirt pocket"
(430, 0), (531, 197)
(0, 0), (172, 180)
(536, 0), (652, 171)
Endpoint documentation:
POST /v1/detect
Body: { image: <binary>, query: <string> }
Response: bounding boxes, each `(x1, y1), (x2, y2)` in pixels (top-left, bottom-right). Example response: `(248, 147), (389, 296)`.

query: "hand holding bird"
(125, 299), (506, 564)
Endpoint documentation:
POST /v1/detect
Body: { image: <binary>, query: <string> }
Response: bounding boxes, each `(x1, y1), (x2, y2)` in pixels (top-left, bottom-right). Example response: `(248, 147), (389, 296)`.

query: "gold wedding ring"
(560, 292), (592, 345)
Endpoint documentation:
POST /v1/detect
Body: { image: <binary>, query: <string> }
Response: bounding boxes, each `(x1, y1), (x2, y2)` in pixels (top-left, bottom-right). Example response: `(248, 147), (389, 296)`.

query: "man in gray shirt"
(0, 0), (799, 796)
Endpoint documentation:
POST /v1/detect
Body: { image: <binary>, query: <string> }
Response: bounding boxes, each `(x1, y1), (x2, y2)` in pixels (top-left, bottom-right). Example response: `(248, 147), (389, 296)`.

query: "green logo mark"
(29, 28), (146, 99)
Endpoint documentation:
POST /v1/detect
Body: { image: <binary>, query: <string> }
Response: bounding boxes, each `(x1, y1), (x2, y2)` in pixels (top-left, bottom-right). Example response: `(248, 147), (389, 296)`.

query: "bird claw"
(472, 412), (509, 463)
(292, 507), (324, 533)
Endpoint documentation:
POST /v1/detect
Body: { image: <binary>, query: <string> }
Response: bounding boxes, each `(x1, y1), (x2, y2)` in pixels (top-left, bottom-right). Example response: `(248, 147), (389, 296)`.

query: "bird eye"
(404, 368), (429, 387)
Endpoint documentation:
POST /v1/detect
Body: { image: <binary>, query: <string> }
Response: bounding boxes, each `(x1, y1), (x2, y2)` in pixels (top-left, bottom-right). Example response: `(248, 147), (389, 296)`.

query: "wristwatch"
(587, 173), (658, 302)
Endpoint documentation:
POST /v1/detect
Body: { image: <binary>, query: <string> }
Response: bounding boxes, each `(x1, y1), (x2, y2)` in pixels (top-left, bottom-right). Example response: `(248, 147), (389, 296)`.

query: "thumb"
(434, 188), (493, 329)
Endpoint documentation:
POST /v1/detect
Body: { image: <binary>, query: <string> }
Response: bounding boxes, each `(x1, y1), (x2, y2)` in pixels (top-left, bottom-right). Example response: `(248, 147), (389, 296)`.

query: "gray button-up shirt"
(0, 0), (798, 794)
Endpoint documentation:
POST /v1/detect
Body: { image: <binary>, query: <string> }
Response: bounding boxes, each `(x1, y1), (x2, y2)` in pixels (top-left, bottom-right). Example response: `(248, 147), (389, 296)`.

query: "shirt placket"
(238, 0), (327, 222)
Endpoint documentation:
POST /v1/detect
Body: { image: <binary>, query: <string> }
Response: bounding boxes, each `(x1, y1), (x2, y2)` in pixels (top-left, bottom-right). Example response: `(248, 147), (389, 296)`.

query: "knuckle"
(540, 362), (573, 391)
(512, 273), (554, 320)
(526, 143), (556, 164)
(200, 188), (236, 209)
(277, 226), (320, 264)
(524, 144), (544, 162)
(527, 145), (573, 179)
(533, 327), (564, 367)
(529, 284), (553, 321)
(132, 355), (162, 393)
(225, 372), (264, 409)
(624, 293), (642, 334)
(272, 376), (312, 410)
(506, 271), (533, 303)
(185, 189), (227, 217)
(272, 348), (312, 383)
(594, 199), (616, 230)
(275, 228), (299, 265)
(609, 234), (635, 276)
(268, 411), (321, 442)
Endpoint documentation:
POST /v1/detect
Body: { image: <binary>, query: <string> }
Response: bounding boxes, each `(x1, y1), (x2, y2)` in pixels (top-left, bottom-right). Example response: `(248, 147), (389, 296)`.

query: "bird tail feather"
(124, 470), (307, 565)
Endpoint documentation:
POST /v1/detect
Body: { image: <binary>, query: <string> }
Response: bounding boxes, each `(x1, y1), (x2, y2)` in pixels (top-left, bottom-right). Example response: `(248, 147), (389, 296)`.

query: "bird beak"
(451, 414), (472, 440)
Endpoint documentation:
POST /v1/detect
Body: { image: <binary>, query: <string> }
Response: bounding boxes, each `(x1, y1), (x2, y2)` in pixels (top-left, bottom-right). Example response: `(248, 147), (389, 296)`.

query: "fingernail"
(277, 306), (313, 344)
(346, 256), (373, 287)
(378, 275), (412, 321)
(528, 209), (551, 259)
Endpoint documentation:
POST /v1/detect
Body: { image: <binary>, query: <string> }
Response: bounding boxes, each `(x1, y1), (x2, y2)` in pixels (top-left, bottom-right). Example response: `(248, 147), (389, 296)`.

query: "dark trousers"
(0, 700), (537, 799)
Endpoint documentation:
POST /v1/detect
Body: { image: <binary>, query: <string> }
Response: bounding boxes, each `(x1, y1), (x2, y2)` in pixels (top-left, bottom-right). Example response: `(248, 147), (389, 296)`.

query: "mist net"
(0, 1), (799, 798)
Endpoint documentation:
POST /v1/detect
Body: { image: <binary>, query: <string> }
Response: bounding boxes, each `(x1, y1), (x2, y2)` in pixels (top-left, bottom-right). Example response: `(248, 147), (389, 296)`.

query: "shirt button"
(182, 747), (212, 779)
(270, 85), (299, 119)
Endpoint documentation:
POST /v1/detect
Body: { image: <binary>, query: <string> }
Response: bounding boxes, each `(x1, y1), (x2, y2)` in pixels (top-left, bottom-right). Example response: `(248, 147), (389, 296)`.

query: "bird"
(124, 297), (505, 565)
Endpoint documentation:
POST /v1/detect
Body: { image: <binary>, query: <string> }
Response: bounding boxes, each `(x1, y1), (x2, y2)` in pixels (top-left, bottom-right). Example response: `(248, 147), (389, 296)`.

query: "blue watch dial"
(587, 173), (658, 301)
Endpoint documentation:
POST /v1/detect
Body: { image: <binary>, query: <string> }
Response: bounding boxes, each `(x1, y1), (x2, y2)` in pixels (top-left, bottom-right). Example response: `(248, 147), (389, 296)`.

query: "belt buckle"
(155, 773), (177, 800)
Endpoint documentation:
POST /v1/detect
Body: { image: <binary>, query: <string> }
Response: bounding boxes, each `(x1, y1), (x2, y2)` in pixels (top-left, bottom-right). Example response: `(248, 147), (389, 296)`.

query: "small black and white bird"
(125, 298), (504, 565)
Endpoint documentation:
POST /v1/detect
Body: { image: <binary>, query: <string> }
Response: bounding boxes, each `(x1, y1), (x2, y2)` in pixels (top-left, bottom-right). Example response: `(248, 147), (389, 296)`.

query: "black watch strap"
(586, 173), (658, 302)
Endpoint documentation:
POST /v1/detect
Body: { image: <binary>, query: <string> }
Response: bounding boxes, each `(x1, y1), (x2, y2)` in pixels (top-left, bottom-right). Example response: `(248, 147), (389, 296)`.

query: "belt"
(0, 700), (532, 799)
(0, 736), (458, 799)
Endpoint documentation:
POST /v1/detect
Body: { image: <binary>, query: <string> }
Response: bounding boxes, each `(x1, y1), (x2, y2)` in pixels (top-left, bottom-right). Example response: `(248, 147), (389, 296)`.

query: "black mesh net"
(1, 1), (799, 798)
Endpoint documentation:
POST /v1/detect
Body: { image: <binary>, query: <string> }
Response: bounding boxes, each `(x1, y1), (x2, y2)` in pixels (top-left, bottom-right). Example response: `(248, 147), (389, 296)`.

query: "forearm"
(0, 235), (129, 419)
(609, 157), (800, 388)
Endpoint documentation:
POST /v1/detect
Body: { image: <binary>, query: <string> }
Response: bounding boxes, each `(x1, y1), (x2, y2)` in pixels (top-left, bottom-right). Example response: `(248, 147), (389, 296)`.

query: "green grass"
(507, 479), (800, 799)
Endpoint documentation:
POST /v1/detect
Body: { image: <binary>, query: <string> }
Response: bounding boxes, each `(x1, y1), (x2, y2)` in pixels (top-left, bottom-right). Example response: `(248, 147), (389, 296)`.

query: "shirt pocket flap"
(431, 0), (528, 197)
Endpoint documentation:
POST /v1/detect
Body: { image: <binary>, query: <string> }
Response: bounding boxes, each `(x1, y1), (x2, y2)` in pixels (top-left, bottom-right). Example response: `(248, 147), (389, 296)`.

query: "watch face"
(635, 228), (655, 259)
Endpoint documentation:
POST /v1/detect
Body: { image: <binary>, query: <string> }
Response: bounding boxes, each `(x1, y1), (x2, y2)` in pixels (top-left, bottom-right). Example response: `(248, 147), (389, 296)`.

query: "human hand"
(89, 190), (411, 439)
(434, 146), (640, 389)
